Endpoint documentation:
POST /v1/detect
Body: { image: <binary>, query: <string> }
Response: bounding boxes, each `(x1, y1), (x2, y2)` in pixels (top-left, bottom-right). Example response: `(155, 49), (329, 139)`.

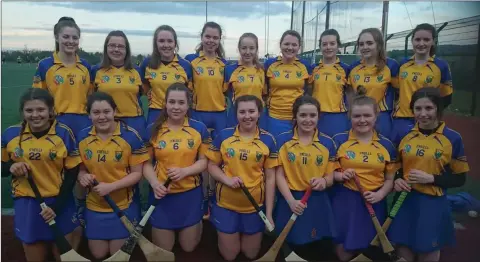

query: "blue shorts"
(387, 190), (455, 253)
(210, 203), (265, 235)
(56, 113), (92, 138)
(14, 196), (79, 244)
(332, 185), (387, 251)
(267, 114), (293, 137)
(375, 111), (393, 139)
(147, 108), (162, 127)
(84, 201), (140, 240)
(118, 115), (148, 143)
(273, 190), (336, 245)
(191, 110), (227, 138)
(318, 112), (351, 138)
(149, 186), (204, 230)
(227, 107), (268, 131)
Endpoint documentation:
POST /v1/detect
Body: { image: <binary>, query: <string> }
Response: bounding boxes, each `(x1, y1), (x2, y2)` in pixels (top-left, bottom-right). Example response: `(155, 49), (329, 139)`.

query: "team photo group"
(1, 15), (470, 262)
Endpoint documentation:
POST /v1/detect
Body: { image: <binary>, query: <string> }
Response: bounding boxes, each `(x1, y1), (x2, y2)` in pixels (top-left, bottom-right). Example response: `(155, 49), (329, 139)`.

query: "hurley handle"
(300, 187), (312, 204)
(353, 174), (375, 215)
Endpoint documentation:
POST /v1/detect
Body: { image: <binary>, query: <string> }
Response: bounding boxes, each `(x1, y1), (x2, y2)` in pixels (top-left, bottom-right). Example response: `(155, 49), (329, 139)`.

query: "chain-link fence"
(293, 1), (480, 116)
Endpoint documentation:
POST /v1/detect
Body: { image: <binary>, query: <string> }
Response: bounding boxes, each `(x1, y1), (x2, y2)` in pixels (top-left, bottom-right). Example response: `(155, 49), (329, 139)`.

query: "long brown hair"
(412, 23), (437, 57)
(53, 17), (81, 52)
(100, 30), (133, 70)
(357, 28), (386, 74)
(149, 25), (179, 69)
(238, 33), (262, 69)
(195, 22), (225, 59)
(150, 83), (193, 141)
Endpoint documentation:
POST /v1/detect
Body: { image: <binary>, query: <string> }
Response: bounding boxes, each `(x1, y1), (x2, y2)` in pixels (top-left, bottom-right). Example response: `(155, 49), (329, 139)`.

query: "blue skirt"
(191, 110), (227, 139)
(273, 190), (336, 245)
(149, 186), (204, 230)
(210, 203), (265, 235)
(387, 190), (455, 253)
(14, 196), (79, 244)
(85, 200), (140, 240)
(332, 185), (387, 251)
(267, 114), (293, 137)
(118, 115), (148, 144)
(318, 112), (351, 138)
(56, 113), (92, 138)
(375, 111), (393, 140)
(147, 108), (162, 127)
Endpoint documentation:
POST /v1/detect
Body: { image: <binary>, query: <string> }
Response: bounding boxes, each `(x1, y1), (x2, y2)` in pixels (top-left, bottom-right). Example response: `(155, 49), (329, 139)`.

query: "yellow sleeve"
(2, 147), (10, 162)
(326, 161), (338, 174)
(65, 153), (82, 169)
(205, 146), (222, 165)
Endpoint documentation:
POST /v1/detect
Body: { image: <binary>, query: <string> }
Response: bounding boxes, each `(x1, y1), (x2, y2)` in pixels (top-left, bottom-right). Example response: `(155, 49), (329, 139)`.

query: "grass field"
(1, 62), (479, 210)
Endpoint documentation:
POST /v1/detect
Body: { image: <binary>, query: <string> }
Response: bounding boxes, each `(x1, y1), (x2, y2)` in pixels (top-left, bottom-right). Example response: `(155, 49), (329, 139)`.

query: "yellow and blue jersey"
(91, 65), (143, 117)
(224, 62), (266, 104)
(185, 51), (228, 112)
(265, 56), (311, 120)
(1, 121), (81, 198)
(205, 127), (278, 213)
(139, 55), (193, 110)
(146, 118), (211, 193)
(33, 52), (92, 114)
(393, 56), (453, 118)
(394, 122), (469, 196)
(308, 58), (350, 113)
(77, 122), (149, 212)
(276, 128), (337, 191)
(348, 58), (399, 111)
(333, 130), (399, 192)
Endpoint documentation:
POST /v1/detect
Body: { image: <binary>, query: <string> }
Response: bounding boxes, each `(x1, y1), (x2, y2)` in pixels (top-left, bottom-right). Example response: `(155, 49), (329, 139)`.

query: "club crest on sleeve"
(434, 149), (443, 160)
(226, 148), (235, 158)
(158, 140), (166, 149)
(336, 74), (341, 81)
(238, 76), (245, 83)
(54, 75), (64, 85)
(219, 68), (224, 75)
(316, 155), (323, 166)
(174, 74), (181, 80)
(129, 76), (135, 84)
(425, 75), (433, 84)
(377, 153), (385, 163)
(404, 144), (412, 154)
(82, 76), (87, 84)
(101, 75), (110, 83)
(288, 152), (296, 162)
(84, 149), (93, 160)
(256, 151), (263, 162)
(345, 150), (355, 160)
(376, 74), (384, 82)
(150, 72), (157, 79)
(114, 151), (123, 162)
(273, 71), (280, 78)
(353, 74), (360, 82)
(196, 67), (204, 75)
(187, 139), (195, 149)
(13, 147), (24, 158)
(400, 71), (408, 79)
(49, 150), (57, 161)
(296, 71), (302, 78)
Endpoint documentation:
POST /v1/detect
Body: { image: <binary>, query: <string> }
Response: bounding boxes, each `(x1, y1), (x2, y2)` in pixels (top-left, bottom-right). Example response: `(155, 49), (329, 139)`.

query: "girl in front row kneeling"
(332, 87), (398, 261)
(388, 87), (469, 262)
(77, 92), (149, 259)
(143, 83), (211, 252)
(274, 95), (338, 252)
(206, 95), (277, 261)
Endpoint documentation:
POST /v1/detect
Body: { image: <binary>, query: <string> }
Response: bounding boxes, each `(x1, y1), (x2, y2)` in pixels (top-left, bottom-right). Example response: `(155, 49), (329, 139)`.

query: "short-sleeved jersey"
(146, 118), (211, 193)
(224, 62), (266, 104)
(265, 56), (311, 120)
(33, 52), (92, 114)
(91, 65), (143, 117)
(276, 128), (337, 191)
(184, 51), (228, 112)
(348, 58), (399, 112)
(1, 121), (81, 198)
(333, 130), (399, 192)
(205, 127), (278, 213)
(309, 58), (350, 113)
(393, 56), (453, 118)
(77, 122), (149, 212)
(139, 55), (193, 110)
(394, 122), (469, 196)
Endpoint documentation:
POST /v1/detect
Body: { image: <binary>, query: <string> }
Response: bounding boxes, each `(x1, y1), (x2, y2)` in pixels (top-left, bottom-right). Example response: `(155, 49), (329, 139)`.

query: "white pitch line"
(2, 85), (32, 89)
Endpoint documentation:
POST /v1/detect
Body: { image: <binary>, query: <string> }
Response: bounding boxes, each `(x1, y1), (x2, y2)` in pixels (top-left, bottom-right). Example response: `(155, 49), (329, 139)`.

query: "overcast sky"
(2, 1), (479, 59)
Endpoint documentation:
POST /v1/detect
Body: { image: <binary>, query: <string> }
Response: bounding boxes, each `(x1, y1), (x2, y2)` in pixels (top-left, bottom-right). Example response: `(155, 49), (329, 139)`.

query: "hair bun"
(356, 85), (368, 96)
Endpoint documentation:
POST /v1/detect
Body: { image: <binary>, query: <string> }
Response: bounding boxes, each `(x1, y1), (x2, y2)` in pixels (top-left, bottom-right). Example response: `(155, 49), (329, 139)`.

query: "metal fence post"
(471, 24), (480, 116)
(404, 31), (413, 58)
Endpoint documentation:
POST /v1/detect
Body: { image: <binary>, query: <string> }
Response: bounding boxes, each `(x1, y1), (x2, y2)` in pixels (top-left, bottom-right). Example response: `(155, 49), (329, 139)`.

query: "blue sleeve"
(437, 59), (453, 84)
(326, 137), (338, 162)
(184, 54), (197, 63)
(387, 58), (399, 78)
(80, 59), (91, 71)
(178, 58), (193, 82)
(380, 137), (397, 163)
(90, 64), (99, 83)
(124, 129), (148, 155)
(58, 125), (80, 157)
(300, 59), (312, 75)
(332, 133), (348, 154)
(145, 123), (154, 144)
(340, 62), (350, 78)
(139, 57), (150, 83)
(210, 132), (223, 151)
(33, 59), (51, 85)
(225, 64), (236, 84)
(191, 120), (211, 145)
